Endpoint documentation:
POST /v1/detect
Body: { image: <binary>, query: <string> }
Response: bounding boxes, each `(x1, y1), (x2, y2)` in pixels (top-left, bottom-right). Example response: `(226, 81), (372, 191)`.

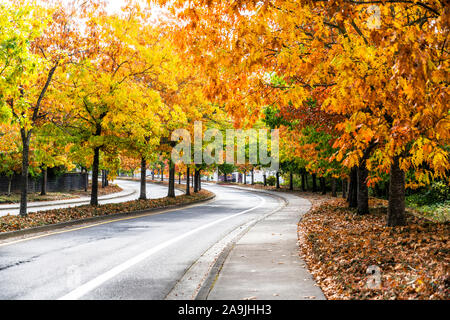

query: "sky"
(57, 0), (169, 20)
(103, 0), (167, 17)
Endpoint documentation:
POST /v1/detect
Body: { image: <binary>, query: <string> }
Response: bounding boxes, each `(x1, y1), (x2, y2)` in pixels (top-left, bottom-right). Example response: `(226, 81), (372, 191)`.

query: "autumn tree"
(155, 0), (449, 227)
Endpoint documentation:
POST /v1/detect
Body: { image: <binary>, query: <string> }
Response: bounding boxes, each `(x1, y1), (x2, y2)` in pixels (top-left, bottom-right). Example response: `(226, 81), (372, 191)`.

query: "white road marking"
(58, 195), (266, 300)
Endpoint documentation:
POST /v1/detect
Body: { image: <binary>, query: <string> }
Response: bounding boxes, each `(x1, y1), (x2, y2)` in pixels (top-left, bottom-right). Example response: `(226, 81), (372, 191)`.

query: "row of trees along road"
(154, 0), (450, 227)
(0, 0), (221, 215)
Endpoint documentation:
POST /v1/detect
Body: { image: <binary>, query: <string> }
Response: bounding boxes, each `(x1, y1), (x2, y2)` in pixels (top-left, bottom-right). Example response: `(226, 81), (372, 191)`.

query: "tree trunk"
(332, 178), (337, 197)
(251, 169), (255, 185)
(168, 160), (176, 198)
(289, 172), (294, 191)
(19, 131), (31, 216)
(7, 176), (12, 197)
(140, 156), (147, 200)
(101, 170), (105, 188)
(312, 174), (317, 193)
(41, 167), (47, 196)
(263, 173), (267, 186)
(321, 177), (327, 195)
(301, 173), (307, 192)
(194, 169), (199, 193)
(198, 171), (202, 191)
(91, 147), (100, 206)
(388, 156), (406, 227)
(186, 167), (191, 195)
(348, 167), (358, 208)
(160, 169), (164, 182)
(342, 179), (347, 199)
(276, 172), (280, 189)
(357, 162), (369, 215)
(151, 170), (155, 181)
(84, 168), (88, 192)
(224, 173), (228, 183)
(244, 171), (247, 184)
(179, 173), (181, 185)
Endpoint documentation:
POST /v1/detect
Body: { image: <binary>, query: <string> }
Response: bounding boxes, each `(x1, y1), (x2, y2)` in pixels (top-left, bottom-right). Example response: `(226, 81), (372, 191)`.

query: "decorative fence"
(0, 173), (88, 194)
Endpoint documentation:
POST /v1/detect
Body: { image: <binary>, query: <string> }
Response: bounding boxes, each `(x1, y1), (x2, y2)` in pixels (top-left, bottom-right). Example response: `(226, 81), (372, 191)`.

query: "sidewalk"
(205, 188), (325, 300)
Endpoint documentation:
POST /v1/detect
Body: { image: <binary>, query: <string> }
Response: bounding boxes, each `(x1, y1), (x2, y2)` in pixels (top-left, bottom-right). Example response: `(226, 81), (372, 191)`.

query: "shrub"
(407, 181), (449, 206)
(266, 176), (276, 186)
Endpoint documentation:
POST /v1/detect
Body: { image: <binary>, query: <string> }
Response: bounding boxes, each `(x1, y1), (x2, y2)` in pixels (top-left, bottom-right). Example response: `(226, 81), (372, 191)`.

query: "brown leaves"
(298, 199), (449, 300)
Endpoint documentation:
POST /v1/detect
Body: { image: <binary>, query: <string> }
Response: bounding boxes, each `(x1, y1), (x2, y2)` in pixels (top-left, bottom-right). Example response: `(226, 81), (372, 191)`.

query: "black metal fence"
(0, 173), (88, 194)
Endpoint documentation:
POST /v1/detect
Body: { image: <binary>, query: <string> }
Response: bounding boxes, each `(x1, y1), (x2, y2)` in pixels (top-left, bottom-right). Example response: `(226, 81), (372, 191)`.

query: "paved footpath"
(205, 187), (326, 300)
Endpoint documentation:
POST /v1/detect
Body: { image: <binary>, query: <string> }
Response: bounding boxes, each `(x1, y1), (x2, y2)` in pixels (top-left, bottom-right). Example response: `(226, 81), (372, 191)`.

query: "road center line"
(58, 195), (266, 300)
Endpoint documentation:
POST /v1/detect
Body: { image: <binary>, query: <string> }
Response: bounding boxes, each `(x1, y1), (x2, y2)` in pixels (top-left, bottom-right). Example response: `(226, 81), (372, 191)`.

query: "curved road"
(0, 183), (284, 300)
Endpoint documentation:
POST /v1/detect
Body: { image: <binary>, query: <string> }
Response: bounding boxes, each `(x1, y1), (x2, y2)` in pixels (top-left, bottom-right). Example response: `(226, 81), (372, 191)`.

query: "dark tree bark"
(139, 156), (147, 200)
(41, 167), (47, 196)
(357, 162), (370, 215)
(7, 175), (12, 196)
(263, 173), (267, 186)
(332, 178), (337, 197)
(194, 169), (200, 193)
(276, 172), (280, 189)
(244, 171), (247, 184)
(91, 146), (100, 206)
(301, 173), (307, 192)
(321, 177), (327, 195)
(83, 167), (88, 192)
(179, 173), (181, 185)
(312, 174), (318, 193)
(160, 169), (164, 182)
(151, 170), (155, 181)
(348, 167), (358, 208)
(19, 130), (31, 216)
(388, 156), (406, 227)
(224, 173), (228, 182)
(289, 172), (294, 191)
(186, 167), (191, 195)
(198, 171), (202, 191)
(101, 170), (105, 188)
(168, 160), (176, 198)
(342, 179), (347, 199)
(251, 169), (255, 185)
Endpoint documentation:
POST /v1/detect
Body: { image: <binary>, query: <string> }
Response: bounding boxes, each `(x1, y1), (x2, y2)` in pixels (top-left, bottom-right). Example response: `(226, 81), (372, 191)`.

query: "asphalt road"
(0, 183), (283, 300)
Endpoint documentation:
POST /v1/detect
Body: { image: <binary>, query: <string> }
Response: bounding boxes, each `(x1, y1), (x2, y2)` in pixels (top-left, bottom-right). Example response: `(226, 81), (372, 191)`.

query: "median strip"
(0, 189), (215, 240)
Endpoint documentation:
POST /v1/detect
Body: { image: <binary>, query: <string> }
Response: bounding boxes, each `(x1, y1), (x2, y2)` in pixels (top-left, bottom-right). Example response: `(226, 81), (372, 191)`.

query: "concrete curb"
(0, 193), (215, 241)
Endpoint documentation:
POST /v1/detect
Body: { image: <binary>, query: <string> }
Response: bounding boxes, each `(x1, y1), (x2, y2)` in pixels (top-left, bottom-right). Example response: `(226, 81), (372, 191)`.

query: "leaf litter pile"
(298, 198), (449, 300)
(0, 189), (212, 233)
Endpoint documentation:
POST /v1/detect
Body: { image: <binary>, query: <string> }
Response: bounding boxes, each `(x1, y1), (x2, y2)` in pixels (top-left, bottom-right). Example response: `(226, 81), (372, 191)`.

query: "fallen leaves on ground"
(298, 198), (449, 300)
(0, 190), (213, 233)
(72, 183), (123, 197)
